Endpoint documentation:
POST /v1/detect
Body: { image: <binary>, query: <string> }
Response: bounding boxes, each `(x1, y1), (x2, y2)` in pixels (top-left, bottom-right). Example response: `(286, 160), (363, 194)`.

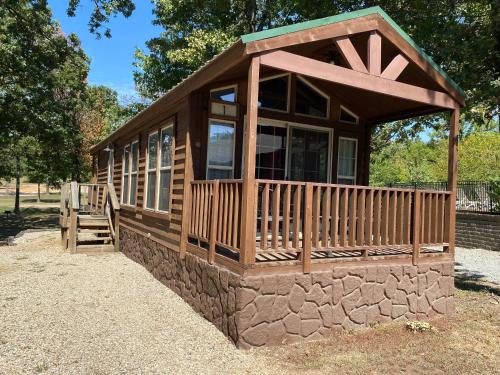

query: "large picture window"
(121, 141), (139, 205)
(207, 119), (235, 179)
(145, 124), (174, 212)
(337, 137), (357, 185)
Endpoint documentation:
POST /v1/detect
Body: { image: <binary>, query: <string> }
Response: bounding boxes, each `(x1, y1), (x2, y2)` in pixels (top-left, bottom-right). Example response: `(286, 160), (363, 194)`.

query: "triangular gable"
(241, 6), (465, 102)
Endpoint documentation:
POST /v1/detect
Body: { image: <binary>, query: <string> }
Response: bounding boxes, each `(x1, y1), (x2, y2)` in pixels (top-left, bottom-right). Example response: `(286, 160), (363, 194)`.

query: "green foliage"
(370, 131), (500, 185)
(67, 0), (135, 38)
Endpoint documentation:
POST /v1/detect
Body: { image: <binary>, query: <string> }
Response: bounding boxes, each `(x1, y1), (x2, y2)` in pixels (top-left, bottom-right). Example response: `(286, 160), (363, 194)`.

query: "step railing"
(60, 182), (120, 252)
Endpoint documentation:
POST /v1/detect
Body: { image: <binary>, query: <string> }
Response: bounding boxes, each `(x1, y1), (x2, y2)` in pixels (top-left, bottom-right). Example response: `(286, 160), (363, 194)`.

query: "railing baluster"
(282, 184), (291, 250)
(330, 187), (339, 248)
(233, 183), (240, 249)
(348, 188), (357, 246)
(312, 186), (321, 250)
(208, 181), (219, 264)
(403, 192), (411, 244)
(322, 187), (331, 248)
(365, 189), (374, 248)
(261, 183), (270, 251)
(227, 183), (234, 246)
(356, 189), (366, 248)
(302, 184), (313, 273)
(340, 187), (349, 247)
(271, 183), (280, 250)
(388, 191), (397, 244)
(292, 185), (301, 250)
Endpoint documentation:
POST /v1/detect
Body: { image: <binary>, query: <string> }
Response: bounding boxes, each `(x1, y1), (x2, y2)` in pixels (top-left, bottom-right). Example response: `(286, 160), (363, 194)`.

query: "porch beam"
(334, 36), (368, 73)
(259, 50), (458, 109)
(381, 54), (409, 80)
(445, 108), (459, 255)
(367, 31), (382, 75)
(239, 56), (260, 266)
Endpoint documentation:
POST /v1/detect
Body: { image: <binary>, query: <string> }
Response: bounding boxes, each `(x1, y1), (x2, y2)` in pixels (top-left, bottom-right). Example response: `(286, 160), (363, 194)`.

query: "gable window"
(339, 106), (359, 124)
(207, 119), (235, 179)
(145, 124), (174, 212)
(258, 74), (289, 112)
(295, 76), (329, 118)
(337, 137), (357, 185)
(210, 85), (236, 102)
(121, 141), (139, 206)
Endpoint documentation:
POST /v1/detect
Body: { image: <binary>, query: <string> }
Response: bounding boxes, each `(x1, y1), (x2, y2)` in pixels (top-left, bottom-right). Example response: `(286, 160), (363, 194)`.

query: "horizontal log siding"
(93, 97), (191, 253)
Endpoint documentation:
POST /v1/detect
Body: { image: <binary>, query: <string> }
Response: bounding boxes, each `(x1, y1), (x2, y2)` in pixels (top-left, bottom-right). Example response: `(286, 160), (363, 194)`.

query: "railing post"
(240, 56), (260, 266)
(445, 108), (459, 255)
(208, 180), (220, 264)
(68, 181), (79, 253)
(114, 211), (120, 252)
(302, 183), (313, 273)
(412, 190), (421, 265)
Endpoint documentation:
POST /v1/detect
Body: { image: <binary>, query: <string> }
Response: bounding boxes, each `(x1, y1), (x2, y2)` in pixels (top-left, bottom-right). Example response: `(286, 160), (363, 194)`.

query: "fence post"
(412, 190), (421, 265)
(208, 181), (220, 264)
(302, 183), (313, 273)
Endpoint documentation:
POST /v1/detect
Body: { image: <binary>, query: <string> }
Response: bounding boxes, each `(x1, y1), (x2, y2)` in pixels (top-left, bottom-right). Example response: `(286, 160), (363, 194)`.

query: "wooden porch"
(188, 179), (452, 271)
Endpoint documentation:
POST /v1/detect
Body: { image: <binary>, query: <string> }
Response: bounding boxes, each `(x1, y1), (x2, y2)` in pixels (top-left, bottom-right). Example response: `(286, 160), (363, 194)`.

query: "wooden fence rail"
(189, 180), (243, 263)
(188, 179), (451, 271)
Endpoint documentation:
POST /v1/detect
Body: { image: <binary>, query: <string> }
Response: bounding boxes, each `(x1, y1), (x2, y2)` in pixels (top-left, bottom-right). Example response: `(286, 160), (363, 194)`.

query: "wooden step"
(75, 244), (115, 253)
(77, 236), (112, 243)
(78, 220), (110, 227)
(78, 229), (111, 234)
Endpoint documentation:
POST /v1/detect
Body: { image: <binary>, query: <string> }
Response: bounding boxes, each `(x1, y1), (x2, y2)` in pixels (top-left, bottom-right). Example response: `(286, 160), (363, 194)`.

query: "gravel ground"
(455, 247), (500, 285)
(0, 230), (279, 375)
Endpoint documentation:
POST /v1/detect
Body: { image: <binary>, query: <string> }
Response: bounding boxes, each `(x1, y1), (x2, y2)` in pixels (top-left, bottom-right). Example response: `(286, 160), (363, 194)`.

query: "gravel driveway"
(455, 247), (500, 285)
(0, 230), (278, 375)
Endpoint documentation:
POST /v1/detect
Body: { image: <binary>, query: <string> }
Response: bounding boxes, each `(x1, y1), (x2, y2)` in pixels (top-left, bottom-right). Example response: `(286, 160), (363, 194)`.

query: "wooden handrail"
(107, 182), (120, 211)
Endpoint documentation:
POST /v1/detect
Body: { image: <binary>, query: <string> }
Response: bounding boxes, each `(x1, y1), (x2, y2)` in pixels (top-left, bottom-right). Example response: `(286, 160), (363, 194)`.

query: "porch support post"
(239, 56), (260, 266)
(445, 107), (460, 255)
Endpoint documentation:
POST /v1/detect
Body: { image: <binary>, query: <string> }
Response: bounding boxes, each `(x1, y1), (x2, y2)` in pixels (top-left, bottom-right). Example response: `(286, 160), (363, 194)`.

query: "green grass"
(0, 193), (60, 241)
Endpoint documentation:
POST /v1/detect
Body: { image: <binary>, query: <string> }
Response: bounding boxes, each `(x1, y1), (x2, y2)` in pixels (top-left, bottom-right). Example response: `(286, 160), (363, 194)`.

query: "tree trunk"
(14, 155), (21, 215)
(37, 182), (41, 203)
(46, 182), (50, 194)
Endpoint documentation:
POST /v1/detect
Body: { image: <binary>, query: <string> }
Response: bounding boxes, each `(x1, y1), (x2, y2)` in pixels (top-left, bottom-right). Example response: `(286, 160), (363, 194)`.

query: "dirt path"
(0, 231), (279, 375)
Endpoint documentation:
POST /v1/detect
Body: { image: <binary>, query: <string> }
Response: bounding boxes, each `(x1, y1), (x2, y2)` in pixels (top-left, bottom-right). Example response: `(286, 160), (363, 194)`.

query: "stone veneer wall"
(120, 228), (454, 349)
(456, 211), (500, 251)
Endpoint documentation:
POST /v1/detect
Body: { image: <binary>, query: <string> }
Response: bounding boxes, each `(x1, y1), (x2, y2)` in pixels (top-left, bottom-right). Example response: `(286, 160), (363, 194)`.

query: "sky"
(47, 0), (162, 102)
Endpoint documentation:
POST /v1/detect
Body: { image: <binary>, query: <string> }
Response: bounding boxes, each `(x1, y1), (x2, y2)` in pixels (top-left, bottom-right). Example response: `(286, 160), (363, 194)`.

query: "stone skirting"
(456, 211), (500, 251)
(120, 228), (454, 349)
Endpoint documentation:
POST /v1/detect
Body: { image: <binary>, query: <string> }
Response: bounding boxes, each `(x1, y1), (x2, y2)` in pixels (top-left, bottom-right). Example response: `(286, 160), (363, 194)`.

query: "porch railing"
(189, 180), (242, 262)
(188, 179), (451, 270)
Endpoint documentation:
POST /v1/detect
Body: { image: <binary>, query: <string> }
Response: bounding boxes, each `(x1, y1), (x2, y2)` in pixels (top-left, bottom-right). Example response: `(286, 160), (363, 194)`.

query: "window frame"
(209, 84), (237, 103)
(206, 118), (236, 180)
(144, 123), (175, 213)
(157, 124), (174, 213)
(294, 76), (330, 119)
(258, 73), (291, 113)
(121, 141), (139, 206)
(339, 105), (359, 125)
(337, 137), (358, 185)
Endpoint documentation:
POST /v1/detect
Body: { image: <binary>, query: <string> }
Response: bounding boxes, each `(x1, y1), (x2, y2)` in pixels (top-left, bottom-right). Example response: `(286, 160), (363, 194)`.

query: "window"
(145, 124), (174, 212)
(337, 137), (357, 185)
(295, 77), (329, 118)
(339, 106), (359, 124)
(121, 141), (138, 205)
(145, 131), (158, 210)
(207, 119), (235, 179)
(258, 74), (289, 112)
(210, 85), (236, 102)
(158, 126), (173, 212)
(256, 124), (287, 180)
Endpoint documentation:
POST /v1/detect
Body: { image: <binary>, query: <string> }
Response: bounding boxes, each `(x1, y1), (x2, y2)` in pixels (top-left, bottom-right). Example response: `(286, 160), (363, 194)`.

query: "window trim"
(206, 118), (236, 179)
(121, 141), (139, 206)
(339, 105), (359, 125)
(209, 84), (238, 103)
(144, 123), (175, 213)
(337, 136), (358, 184)
(157, 124), (174, 213)
(294, 76), (330, 119)
(258, 73), (291, 113)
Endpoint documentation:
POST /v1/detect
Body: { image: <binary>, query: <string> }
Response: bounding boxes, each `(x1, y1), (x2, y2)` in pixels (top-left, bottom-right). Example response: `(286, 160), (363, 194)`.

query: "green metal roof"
(241, 6), (465, 98)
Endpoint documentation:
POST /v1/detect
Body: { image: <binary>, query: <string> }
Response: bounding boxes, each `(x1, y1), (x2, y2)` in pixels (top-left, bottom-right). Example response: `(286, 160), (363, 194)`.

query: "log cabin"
(60, 7), (463, 348)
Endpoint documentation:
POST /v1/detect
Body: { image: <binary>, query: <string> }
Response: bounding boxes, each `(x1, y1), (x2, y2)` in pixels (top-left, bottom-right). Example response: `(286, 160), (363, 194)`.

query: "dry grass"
(257, 283), (500, 374)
